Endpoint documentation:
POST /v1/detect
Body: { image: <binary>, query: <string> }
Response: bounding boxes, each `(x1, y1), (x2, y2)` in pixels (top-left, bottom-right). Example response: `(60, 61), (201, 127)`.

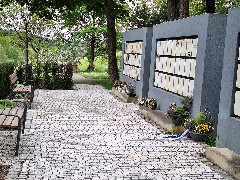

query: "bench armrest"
(26, 80), (35, 91)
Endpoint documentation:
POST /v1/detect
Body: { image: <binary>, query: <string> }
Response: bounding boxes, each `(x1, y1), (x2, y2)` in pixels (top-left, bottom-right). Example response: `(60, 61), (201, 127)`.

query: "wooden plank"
(12, 108), (24, 128)
(2, 109), (17, 127)
(0, 116), (7, 126)
(0, 108), (11, 127)
(13, 85), (31, 93)
(9, 73), (18, 84)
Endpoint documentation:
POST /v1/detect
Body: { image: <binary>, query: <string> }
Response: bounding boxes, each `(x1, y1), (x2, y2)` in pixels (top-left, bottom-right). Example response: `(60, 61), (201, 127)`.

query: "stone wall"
(148, 14), (227, 128)
(218, 8), (240, 154)
(120, 27), (153, 98)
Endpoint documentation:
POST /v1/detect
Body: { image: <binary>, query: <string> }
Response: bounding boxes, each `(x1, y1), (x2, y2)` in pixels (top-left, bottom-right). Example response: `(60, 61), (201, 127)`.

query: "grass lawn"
(77, 54), (121, 90)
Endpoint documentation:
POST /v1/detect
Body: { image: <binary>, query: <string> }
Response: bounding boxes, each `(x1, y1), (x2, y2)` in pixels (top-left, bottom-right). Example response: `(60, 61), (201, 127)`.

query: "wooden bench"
(0, 100), (27, 156)
(9, 73), (34, 108)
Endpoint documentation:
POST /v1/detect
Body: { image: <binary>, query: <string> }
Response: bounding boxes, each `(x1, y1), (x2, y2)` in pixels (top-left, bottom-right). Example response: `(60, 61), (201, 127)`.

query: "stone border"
(112, 88), (138, 103)
(138, 106), (184, 134)
(206, 147), (240, 179)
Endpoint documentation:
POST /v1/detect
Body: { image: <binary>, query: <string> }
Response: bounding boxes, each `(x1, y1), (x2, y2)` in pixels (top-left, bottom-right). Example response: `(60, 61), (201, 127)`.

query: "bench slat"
(9, 73), (18, 85)
(13, 85), (32, 93)
(0, 115), (7, 126)
(2, 109), (17, 127)
(0, 108), (24, 128)
(13, 108), (24, 128)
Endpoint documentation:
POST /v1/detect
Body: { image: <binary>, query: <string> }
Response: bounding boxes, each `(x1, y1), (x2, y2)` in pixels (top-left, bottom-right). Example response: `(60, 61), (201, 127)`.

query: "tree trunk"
(179, 0), (189, 19)
(206, 0), (215, 13)
(167, 0), (178, 21)
(104, 0), (119, 83)
(88, 34), (95, 71)
(24, 21), (30, 82)
(25, 22), (29, 65)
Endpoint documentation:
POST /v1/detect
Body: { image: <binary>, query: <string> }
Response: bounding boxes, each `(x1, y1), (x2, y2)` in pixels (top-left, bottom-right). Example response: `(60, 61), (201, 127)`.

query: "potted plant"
(181, 96), (193, 112)
(146, 98), (157, 110)
(126, 83), (135, 97)
(138, 98), (147, 106)
(184, 109), (214, 141)
(166, 103), (189, 126)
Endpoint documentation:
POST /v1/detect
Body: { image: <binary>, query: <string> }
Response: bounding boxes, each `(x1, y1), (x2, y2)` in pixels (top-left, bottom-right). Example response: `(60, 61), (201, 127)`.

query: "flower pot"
(189, 132), (207, 142)
(171, 118), (184, 126)
(148, 104), (157, 110)
(126, 89), (135, 97)
(127, 93), (136, 97)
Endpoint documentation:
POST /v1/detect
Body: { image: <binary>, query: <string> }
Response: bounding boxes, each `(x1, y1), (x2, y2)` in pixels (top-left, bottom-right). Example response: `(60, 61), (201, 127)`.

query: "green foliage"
(17, 61), (73, 90)
(204, 135), (216, 147)
(0, 62), (15, 99)
(170, 106), (189, 120)
(0, 30), (23, 64)
(128, 0), (168, 28)
(0, 100), (16, 109)
(190, 0), (240, 16)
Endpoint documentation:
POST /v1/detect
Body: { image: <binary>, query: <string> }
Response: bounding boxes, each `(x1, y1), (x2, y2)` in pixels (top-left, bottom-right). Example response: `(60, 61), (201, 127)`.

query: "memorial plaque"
(185, 59), (192, 77)
(236, 64), (240, 88)
(234, 91), (240, 116)
(171, 40), (177, 56)
(190, 59), (196, 78)
(179, 59), (185, 76)
(192, 38), (198, 57)
(169, 58), (175, 74)
(183, 79), (190, 96)
(166, 40), (173, 55)
(238, 47), (240, 61)
(189, 80), (194, 95)
(174, 58), (181, 75)
(178, 78), (184, 95)
(180, 39), (187, 56)
(175, 41), (181, 56)
(169, 76), (174, 92)
(186, 39), (193, 57)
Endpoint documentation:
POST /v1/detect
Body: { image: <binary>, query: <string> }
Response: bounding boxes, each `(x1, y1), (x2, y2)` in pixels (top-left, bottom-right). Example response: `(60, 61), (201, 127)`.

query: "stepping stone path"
(0, 84), (232, 179)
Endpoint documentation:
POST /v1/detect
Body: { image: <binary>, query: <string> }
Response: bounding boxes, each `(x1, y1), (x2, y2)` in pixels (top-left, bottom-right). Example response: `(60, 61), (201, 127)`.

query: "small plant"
(146, 98), (157, 109)
(181, 96), (193, 111)
(0, 100), (16, 109)
(166, 103), (189, 120)
(138, 97), (157, 109)
(186, 109), (214, 134)
(204, 135), (216, 147)
(170, 106), (190, 120)
(138, 98), (146, 106)
(166, 103), (177, 118)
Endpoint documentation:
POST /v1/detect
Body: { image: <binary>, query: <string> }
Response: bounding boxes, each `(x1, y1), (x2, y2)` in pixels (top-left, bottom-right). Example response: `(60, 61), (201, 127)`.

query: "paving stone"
(0, 85), (233, 179)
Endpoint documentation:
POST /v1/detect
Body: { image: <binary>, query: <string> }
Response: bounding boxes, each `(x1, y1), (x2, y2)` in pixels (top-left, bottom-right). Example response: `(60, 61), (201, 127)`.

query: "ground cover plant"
(78, 52), (122, 89)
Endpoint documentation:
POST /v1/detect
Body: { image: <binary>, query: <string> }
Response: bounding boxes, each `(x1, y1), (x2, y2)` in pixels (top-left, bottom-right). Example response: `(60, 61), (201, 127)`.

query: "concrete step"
(206, 147), (240, 179)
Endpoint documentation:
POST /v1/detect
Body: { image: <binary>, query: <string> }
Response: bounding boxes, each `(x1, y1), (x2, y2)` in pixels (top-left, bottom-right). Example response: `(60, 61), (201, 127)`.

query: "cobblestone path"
(0, 85), (232, 179)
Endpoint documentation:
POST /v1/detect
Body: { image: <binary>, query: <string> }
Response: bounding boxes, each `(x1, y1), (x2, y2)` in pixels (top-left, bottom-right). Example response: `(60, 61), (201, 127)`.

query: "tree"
(167, 0), (189, 21)
(1, 0), (130, 83)
(0, 2), (61, 65)
(128, 0), (168, 28)
(63, 6), (107, 71)
(0, 30), (23, 63)
(206, 0), (215, 13)
(190, 0), (240, 16)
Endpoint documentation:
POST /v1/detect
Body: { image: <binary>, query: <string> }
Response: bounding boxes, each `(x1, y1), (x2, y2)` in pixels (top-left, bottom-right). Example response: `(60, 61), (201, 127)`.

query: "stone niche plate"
(236, 64), (240, 88)
(234, 91), (240, 116)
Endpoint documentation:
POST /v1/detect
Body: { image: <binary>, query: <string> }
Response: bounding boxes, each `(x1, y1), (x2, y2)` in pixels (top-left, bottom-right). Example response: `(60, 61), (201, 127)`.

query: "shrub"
(0, 62), (14, 99)
(17, 61), (73, 90)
